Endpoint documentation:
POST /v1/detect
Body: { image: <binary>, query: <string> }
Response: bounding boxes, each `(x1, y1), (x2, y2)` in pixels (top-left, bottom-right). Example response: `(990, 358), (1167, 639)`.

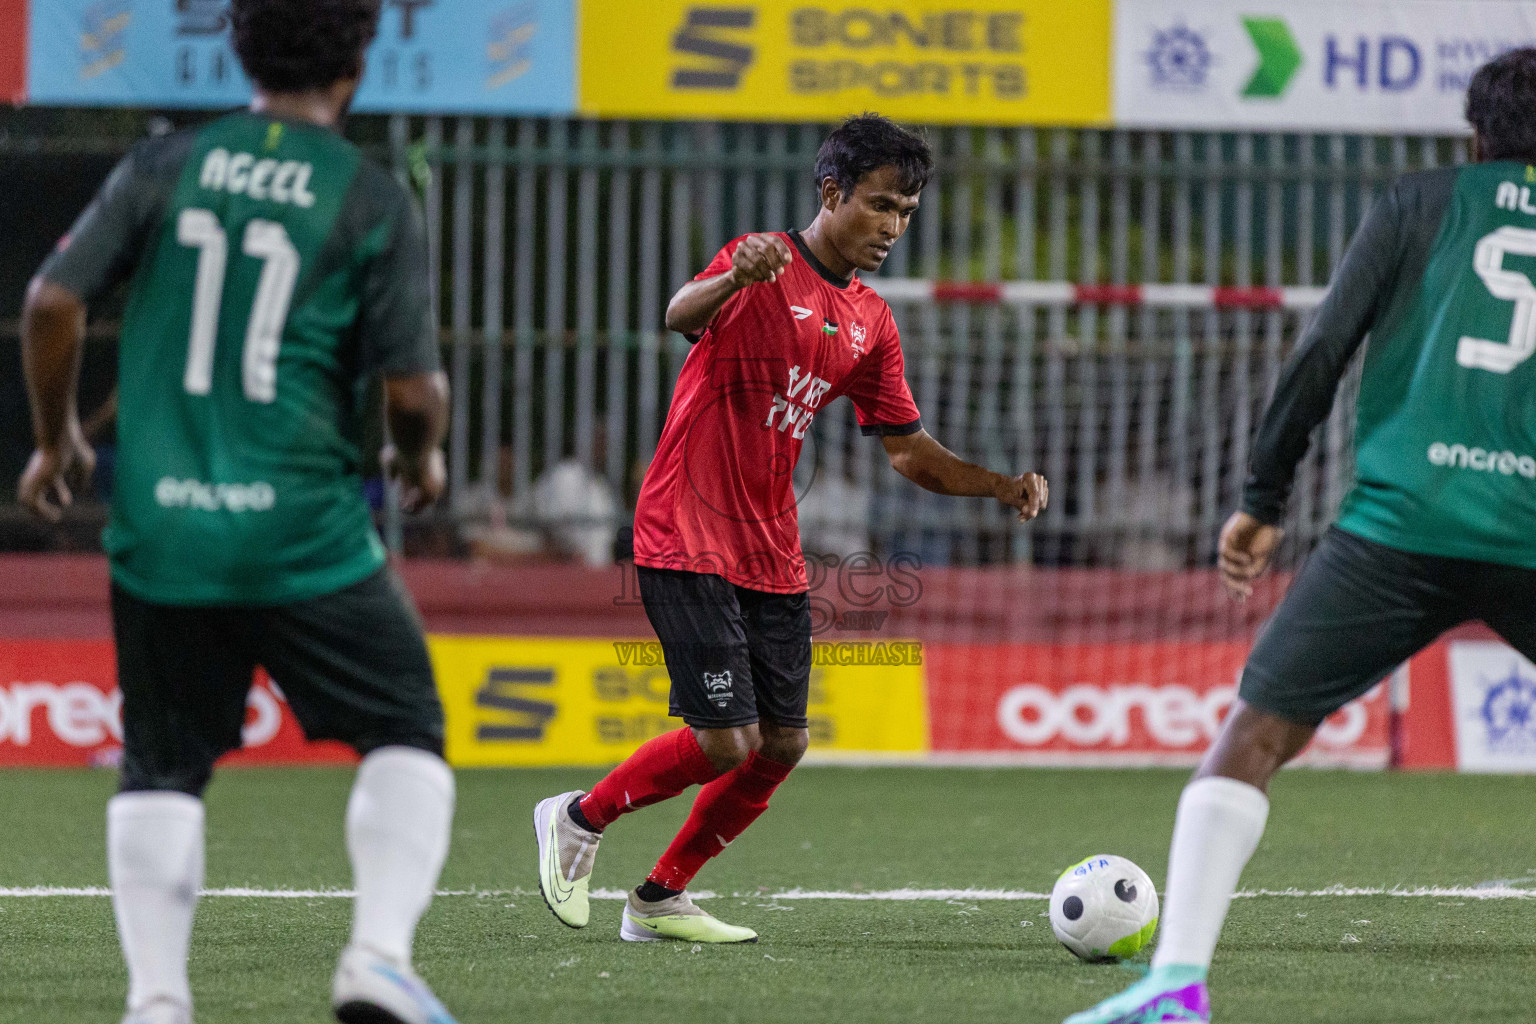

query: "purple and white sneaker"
(1062, 965), (1210, 1024)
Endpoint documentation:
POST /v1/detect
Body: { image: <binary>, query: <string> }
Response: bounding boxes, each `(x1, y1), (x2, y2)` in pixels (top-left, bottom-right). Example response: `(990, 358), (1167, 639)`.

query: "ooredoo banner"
(1114, 0), (1536, 133)
(26, 0), (576, 113)
(579, 0), (1112, 125)
(925, 642), (1392, 768)
(0, 639), (353, 767)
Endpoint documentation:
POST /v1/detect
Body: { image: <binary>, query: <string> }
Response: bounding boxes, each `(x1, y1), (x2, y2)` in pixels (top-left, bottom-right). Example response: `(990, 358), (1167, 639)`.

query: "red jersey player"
(535, 114), (1049, 943)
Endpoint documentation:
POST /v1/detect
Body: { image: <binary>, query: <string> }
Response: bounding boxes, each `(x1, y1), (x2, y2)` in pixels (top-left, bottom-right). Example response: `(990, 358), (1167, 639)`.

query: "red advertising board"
(0, 640), (354, 767)
(925, 642), (1391, 768)
(0, 0), (25, 105)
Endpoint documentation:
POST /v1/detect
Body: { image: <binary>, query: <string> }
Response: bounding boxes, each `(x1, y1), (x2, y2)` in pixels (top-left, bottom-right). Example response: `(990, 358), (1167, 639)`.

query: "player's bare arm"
(881, 429), (1048, 522)
(663, 233), (793, 336)
(382, 371), (450, 513)
(18, 277), (96, 522)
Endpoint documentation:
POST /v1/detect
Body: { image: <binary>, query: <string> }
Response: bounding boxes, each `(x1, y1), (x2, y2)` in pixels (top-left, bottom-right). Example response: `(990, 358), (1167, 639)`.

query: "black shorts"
(638, 566), (812, 730)
(1242, 527), (1536, 723)
(111, 568), (444, 796)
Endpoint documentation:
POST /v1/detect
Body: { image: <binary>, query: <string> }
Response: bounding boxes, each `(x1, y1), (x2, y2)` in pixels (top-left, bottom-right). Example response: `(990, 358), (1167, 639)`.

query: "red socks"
(578, 728), (719, 830)
(646, 751), (795, 892)
(579, 730), (798, 891)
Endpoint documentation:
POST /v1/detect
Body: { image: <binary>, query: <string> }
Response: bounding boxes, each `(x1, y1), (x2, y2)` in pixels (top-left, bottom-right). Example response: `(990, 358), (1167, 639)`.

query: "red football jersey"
(633, 231), (923, 593)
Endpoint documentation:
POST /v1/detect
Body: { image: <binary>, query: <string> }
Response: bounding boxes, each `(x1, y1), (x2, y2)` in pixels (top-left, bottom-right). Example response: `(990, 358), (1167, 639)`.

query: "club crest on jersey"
(791, 305), (814, 320)
(822, 318), (839, 336)
(703, 671), (734, 708)
(850, 321), (868, 356)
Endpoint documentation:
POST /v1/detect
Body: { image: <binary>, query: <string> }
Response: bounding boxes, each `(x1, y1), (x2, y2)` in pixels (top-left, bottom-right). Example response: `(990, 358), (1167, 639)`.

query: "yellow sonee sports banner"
(579, 1), (1111, 125)
(430, 636), (930, 767)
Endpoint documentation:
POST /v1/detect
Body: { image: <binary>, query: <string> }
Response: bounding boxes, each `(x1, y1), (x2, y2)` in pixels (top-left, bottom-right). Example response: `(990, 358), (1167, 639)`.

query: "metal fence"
(399, 118), (1467, 570)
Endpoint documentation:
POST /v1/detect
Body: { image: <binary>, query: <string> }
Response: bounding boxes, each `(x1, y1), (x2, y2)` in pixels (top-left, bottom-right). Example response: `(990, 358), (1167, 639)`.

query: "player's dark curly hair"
(231, 0), (382, 93)
(814, 114), (933, 199)
(1466, 48), (1536, 162)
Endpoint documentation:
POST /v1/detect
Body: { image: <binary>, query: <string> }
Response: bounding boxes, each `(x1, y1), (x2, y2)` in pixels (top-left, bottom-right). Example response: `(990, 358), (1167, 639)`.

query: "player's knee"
(694, 725), (759, 774)
(1198, 700), (1315, 790)
(758, 727), (809, 767)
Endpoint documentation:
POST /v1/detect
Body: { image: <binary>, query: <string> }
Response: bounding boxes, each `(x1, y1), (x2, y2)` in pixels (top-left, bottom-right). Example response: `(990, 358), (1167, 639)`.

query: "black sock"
(567, 796), (601, 834)
(636, 880), (682, 903)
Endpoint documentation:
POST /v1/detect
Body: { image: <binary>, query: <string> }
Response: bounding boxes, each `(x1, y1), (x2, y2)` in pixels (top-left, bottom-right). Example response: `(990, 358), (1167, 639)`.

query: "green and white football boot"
(119, 998), (191, 1024)
(1063, 965), (1210, 1024)
(534, 790), (601, 928)
(619, 889), (758, 944)
(332, 945), (459, 1024)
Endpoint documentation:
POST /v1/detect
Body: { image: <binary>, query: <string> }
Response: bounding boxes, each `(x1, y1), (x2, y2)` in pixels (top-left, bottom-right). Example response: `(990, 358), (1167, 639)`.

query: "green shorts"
(111, 568), (444, 795)
(1241, 527), (1536, 723)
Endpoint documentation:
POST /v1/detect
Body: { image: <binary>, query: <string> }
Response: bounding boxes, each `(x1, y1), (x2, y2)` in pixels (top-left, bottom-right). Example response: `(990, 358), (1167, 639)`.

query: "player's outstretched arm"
(382, 371), (450, 513)
(664, 233), (794, 337)
(881, 429), (1047, 522)
(18, 278), (96, 522)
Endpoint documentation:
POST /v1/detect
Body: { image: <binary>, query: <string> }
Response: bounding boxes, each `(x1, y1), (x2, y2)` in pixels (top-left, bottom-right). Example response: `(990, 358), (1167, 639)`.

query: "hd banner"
(579, 0), (1112, 125)
(25, 0), (576, 113)
(1114, 0), (1536, 133)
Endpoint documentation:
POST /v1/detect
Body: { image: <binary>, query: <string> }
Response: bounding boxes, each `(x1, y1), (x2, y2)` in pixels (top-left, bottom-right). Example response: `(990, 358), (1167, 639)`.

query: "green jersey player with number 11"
(1069, 48), (1536, 1024)
(19, 2), (459, 1023)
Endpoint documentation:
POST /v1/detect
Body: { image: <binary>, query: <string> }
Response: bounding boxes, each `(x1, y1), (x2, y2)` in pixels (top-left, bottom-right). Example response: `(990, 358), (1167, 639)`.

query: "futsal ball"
(1049, 854), (1159, 962)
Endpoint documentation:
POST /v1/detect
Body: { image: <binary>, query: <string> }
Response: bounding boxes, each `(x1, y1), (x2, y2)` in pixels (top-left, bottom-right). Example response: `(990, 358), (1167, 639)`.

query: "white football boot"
(120, 998), (191, 1024)
(331, 945), (458, 1024)
(534, 790), (602, 928)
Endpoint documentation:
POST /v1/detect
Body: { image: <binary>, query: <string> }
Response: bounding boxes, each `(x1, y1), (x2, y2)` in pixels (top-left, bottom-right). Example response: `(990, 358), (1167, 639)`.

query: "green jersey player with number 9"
(18, 2), (460, 1023)
(1069, 48), (1536, 1024)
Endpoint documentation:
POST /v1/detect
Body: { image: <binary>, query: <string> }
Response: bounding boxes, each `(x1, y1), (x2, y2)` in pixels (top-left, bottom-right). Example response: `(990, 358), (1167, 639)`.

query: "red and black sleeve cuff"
(859, 419), (924, 438)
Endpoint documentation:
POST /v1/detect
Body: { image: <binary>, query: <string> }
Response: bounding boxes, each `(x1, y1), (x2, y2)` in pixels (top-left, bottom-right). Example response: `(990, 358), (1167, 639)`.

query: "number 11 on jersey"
(176, 208), (301, 403)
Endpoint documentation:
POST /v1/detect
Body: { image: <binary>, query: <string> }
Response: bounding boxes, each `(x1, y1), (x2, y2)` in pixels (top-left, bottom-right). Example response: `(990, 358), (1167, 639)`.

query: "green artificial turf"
(2, 767), (1534, 1023)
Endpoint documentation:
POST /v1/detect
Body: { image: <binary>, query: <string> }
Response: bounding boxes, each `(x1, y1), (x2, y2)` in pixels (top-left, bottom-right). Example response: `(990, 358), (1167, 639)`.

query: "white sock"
(1151, 776), (1270, 971)
(346, 746), (455, 964)
(107, 791), (205, 1013)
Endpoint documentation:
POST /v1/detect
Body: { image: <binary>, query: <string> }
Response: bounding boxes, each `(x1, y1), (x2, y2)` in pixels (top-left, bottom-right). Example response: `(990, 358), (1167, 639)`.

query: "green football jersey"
(41, 112), (437, 605)
(1246, 161), (1536, 569)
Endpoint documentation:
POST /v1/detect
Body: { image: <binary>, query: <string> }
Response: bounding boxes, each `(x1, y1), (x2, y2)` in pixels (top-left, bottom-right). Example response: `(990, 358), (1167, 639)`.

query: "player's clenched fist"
(996, 472), (1049, 522)
(728, 233), (794, 287)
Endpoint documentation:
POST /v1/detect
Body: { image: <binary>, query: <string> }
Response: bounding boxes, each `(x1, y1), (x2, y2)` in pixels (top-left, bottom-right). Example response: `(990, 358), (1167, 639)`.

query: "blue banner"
(27, 0), (576, 114)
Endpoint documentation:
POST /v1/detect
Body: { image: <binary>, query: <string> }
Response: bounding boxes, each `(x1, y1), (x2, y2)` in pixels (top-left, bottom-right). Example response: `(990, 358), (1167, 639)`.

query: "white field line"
(1, 885), (1533, 901)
